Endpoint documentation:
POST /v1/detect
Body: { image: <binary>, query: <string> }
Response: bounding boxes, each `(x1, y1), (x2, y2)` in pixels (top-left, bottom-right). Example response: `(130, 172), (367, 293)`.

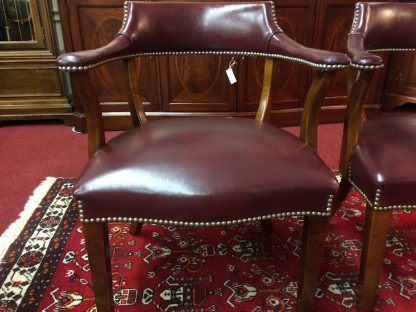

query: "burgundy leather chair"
(57, 1), (348, 311)
(340, 2), (416, 311)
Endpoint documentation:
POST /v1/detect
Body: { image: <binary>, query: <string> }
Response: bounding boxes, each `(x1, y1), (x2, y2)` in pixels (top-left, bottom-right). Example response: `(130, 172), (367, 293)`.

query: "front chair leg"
(83, 222), (114, 312)
(129, 222), (143, 236)
(297, 216), (329, 312)
(357, 209), (392, 312)
(261, 219), (274, 233)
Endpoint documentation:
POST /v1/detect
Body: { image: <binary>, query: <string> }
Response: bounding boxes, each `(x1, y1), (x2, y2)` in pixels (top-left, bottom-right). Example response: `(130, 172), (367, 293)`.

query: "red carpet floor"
(1, 178), (416, 311)
(0, 121), (342, 236)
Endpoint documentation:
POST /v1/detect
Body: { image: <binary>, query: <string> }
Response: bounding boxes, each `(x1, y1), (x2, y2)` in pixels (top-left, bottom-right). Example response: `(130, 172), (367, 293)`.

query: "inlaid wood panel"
(382, 52), (416, 109)
(160, 55), (236, 112)
(65, 0), (159, 116)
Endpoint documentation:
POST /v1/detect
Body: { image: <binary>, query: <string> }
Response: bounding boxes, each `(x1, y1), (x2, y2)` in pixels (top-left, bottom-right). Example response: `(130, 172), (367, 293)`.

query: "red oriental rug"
(1, 178), (416, 311)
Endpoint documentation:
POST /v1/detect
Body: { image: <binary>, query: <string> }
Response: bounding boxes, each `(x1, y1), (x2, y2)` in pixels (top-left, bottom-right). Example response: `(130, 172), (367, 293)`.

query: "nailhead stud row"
(350, 3), (362, 33)
(76, 194), (334, 226)
(348, 175), (416, 211)
(349, 63), (384, 70)
(58, 50), (348, 73)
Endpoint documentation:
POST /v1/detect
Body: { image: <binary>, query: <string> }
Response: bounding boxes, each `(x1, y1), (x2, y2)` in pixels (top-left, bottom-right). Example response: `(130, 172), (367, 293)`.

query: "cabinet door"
(0, 0), (71, 123)
(237, 0), (315, 125)
(313, 0), (386, 108)
(382, 52), (416, 109)
(160, 55), (236, 112)
(65, 0), (159, 114)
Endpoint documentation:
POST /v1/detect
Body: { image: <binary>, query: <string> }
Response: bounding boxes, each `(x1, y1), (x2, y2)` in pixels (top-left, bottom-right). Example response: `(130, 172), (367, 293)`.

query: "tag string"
(229, 58), (237, 68)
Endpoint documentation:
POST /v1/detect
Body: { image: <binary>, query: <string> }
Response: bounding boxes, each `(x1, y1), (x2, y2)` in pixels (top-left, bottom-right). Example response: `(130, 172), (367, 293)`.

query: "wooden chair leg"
(297, 216), (329, 312)
(357, 209), (392, 312)
(129, 222), (143, 236)
(261, 219), (274, 233)
(83, 222), (113, 312)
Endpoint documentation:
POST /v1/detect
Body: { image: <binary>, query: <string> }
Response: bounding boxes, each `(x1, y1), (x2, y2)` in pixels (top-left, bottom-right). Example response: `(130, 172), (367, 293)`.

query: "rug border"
(0, 177), (57, 262)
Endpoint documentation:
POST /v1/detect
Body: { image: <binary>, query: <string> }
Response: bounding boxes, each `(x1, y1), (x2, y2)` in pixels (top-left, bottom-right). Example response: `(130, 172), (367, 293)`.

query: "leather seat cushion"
(350, 113), (416, 208)
(74, 117), (338, 221)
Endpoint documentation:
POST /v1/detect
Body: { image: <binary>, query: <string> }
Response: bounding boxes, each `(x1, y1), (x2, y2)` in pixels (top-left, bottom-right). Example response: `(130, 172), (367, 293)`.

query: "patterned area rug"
(1, 178), (416, 311)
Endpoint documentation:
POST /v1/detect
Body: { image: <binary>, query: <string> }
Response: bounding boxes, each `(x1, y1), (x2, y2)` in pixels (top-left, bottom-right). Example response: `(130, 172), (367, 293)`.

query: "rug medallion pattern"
(1, 178), (416, 311)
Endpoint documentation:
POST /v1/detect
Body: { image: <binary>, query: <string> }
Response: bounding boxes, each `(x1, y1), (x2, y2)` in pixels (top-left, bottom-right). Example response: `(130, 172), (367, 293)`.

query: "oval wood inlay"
(175, 55), (221, 94)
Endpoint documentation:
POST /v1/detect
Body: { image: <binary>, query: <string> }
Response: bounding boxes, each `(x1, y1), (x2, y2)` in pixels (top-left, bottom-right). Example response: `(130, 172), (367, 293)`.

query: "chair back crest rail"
(57, 1), (348, 157)
(340, 2), (416, 176)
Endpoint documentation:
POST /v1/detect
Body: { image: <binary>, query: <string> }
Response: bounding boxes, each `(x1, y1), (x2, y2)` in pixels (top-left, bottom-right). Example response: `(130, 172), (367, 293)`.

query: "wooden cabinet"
(58, 0), (389, 132)
(0, 0), (71, 124)
(160, 55), (237, 112)
(381, 52), (416, 110)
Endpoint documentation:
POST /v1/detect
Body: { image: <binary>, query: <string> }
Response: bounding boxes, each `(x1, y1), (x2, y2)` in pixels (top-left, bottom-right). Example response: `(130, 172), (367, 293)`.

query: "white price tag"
(226, 67), (237, 84)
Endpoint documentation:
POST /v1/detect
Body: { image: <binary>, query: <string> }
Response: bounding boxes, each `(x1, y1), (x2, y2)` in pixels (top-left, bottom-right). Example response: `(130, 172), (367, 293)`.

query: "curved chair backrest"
(348, 2), (416, 69)
(57, 1), (348, 157)
(350, 2), (416, 51)
(119, 1), (280, 53)
(58, 1), (347, 71)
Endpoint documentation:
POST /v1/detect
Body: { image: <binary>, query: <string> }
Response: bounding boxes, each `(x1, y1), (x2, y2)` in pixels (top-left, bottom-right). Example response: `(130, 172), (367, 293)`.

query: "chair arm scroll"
(57, 35), (133, 72)
(268, 33), (349, 70)
(347, 34), (384, 69)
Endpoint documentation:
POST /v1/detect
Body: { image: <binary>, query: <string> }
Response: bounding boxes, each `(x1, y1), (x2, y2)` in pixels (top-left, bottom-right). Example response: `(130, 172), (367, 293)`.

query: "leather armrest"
(57, 35), (132, 72)
(347, 34), (384, 69)
(269, 33), (349, 69)
(57, 31), (349, 72)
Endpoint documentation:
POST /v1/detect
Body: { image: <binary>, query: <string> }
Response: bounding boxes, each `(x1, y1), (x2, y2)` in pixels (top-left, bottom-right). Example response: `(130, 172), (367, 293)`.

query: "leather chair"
(339, 2), (416, 311)
(57, 1), (348, 311)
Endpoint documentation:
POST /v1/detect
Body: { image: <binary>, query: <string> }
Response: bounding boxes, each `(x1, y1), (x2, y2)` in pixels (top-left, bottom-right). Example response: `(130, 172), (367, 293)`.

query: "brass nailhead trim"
(369, 48), (416, 52)
(348, 169), (416, 211)
(58, 51), (347, 73)
(349, 62), (384, 70)
(350, 3), (361, 33)
(350, 49), (416, 70)
(76, 194), (334, 226)
(268, 1), (284, 32)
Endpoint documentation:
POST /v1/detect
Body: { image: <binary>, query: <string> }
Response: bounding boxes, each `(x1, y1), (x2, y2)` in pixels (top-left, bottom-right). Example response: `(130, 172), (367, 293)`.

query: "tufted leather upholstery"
(75, 117), (338, 221)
